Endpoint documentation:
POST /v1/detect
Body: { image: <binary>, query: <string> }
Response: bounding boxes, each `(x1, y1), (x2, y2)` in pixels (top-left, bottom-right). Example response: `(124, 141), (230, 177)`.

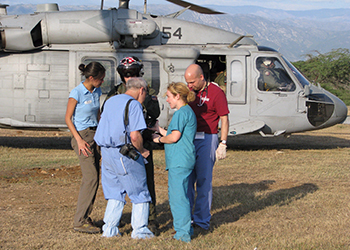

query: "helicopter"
(0, 0), (347, 137)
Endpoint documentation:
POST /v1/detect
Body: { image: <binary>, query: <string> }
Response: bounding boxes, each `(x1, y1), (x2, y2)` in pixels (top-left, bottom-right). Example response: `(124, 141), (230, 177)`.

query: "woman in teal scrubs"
(152, 82), (196, 242)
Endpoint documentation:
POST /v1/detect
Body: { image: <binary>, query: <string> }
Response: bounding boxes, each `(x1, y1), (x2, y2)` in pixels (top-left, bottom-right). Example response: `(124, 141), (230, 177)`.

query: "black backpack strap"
(123, 99), (134, 144)
(101, 84), (122, 113)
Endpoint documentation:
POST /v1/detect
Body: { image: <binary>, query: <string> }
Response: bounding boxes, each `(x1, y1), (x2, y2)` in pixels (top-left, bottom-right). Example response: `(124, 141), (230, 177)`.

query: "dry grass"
(0, 125), (350, 249)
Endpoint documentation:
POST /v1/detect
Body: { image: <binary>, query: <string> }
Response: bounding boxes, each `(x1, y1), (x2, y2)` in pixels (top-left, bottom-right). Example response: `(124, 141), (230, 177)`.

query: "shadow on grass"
(141, 180), (318, 238)
(0, 136), (72, 150)
(210, 181), (318, 228)
(227, 134), (350, 151)
(1, 133), (349, 151)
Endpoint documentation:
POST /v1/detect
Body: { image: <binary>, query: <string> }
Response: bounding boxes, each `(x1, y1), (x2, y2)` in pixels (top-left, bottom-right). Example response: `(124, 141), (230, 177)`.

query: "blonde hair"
(167, 82), (195, 104)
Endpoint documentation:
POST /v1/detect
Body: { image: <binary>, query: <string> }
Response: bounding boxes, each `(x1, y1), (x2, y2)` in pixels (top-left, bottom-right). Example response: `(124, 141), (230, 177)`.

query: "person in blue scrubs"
(152, 82), (197, 242)
(65, 62), (105, 234)
(94, 77), (154, 239)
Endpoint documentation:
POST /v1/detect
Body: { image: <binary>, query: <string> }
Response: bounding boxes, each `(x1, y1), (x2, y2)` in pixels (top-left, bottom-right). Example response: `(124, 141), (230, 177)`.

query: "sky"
(3, 0), (350, 11)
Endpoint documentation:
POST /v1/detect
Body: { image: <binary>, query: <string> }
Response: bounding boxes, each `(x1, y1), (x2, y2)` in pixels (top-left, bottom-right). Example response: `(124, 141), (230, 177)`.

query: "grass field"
(0, 125), (350, 249)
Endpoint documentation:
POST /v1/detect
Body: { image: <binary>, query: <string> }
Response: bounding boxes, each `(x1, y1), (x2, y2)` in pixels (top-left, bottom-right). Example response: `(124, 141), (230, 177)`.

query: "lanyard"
(197, 82), (209, 107)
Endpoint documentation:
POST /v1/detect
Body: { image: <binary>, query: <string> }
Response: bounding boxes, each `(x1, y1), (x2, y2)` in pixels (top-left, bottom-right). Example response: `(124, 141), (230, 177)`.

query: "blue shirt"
(94, 94), (146, 148)
(69, 82), (101, 131)
(164, 105), (197, 170)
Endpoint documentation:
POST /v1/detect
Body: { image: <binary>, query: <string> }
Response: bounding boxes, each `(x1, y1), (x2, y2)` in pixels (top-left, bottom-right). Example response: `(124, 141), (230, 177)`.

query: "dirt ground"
(0, 128), (170, 249)
(1, 124), (349, 181)
(1, 125), (350, 249)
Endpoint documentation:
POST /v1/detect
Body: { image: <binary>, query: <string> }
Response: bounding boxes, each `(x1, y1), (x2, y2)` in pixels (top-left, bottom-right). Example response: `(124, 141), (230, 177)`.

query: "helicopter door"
(250, 56), (298, 118)
(226, 55), (247, 104)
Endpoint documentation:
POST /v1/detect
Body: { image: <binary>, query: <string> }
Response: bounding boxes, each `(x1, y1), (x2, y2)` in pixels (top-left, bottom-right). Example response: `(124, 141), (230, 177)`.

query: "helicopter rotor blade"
(166, 0), (225, 14)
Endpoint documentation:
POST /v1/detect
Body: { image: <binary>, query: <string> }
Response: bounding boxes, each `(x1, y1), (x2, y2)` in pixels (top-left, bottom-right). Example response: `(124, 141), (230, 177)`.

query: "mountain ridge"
(5, 4), (350, 61)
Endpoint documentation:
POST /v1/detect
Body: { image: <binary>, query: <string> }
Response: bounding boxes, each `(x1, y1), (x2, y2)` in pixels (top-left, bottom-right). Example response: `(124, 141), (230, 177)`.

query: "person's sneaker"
(192, 223), (209, 235)
(74, 222), (102, 234)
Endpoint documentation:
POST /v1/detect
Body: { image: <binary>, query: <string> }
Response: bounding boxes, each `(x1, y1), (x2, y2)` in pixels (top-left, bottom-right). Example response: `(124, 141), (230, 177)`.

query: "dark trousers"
(144, 141), (156, 221)
(71, 128), (100, 227)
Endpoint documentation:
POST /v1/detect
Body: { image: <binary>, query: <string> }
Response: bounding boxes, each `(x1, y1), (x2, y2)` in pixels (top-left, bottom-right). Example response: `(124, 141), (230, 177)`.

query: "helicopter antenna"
(144, 0), (147, 13)
(166, 0), (224, 14)
(228, 35), (245, 48)
(228, 34), (254, 48)
(100, 0), (104, 10)
(165, 6), (191, 18)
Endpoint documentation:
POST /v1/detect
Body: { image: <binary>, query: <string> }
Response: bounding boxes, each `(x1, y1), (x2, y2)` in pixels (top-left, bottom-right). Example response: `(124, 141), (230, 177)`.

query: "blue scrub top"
(94, 94), (146, 148)
(69, 81), (101, 131)
(164, 105), (197, 170)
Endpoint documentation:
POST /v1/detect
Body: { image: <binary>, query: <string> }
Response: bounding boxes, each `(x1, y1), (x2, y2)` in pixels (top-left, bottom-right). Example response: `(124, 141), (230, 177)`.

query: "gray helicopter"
(0, 0), (347, 137)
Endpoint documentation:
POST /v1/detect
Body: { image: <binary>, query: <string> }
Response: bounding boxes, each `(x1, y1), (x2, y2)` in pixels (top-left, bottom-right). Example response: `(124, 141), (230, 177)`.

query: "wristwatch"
(220, 140), (227, 144)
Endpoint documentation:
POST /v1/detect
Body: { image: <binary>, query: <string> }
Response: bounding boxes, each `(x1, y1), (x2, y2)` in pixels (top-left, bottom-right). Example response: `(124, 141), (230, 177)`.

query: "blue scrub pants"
(187, 133), (218, 230)
(100, 147), (151, 202)
(102, 199), (154, 239)
(100, 147), (153, 238)
(168, 167), (193, 242)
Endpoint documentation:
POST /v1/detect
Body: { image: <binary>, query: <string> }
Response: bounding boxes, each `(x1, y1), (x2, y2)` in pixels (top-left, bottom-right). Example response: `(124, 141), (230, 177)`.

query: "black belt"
(88, 126), (97, 131)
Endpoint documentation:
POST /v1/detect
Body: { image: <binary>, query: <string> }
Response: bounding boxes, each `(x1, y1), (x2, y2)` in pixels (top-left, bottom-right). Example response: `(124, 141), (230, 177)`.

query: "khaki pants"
(71, 128), (100, 227)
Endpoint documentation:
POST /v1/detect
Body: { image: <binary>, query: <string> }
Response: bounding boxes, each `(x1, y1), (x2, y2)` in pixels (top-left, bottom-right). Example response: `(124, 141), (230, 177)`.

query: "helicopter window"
(141, 60), (160, 95)
(256, 57), (295, 92)
(282, 56), (310, 87)
(82, 58), (116, 95)
(229, 60), (244, 95)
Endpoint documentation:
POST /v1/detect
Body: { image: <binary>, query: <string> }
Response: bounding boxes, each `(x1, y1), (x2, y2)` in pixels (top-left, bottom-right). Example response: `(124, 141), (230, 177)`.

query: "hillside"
(6, 3), (350, 61)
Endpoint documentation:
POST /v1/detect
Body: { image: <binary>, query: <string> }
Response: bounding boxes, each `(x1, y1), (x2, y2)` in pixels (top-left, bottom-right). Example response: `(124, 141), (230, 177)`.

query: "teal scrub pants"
(168, 167), (193, 242)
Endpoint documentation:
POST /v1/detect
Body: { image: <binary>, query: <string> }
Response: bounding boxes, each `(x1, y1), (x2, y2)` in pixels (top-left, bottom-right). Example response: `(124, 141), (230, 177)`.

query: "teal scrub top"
(164, 105), (197, 170)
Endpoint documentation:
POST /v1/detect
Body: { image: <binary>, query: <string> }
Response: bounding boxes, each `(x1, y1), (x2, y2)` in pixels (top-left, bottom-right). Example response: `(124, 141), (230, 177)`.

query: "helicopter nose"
(331, 95), (348, 125)
(336, 99), (348, 123)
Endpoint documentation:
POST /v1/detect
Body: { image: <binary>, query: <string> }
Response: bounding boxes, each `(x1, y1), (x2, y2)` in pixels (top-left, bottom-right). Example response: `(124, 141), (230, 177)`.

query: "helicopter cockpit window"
(256, 57), (295, 92)
(82, 58), (116, 94)
(282, 56), (310, 88)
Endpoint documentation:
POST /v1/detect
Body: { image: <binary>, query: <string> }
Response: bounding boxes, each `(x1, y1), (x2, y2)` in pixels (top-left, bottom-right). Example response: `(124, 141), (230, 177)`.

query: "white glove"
(216, 143), (227, 160)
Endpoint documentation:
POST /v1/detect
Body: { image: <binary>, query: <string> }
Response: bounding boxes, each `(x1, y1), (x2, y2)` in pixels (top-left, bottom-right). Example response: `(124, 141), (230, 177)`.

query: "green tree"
(293, 48), (350, 105)
(293, 48), (350, 89)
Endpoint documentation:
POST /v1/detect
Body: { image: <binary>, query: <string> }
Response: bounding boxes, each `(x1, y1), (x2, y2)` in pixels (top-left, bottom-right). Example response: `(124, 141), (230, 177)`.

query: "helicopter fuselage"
(0, 5), (347, 136)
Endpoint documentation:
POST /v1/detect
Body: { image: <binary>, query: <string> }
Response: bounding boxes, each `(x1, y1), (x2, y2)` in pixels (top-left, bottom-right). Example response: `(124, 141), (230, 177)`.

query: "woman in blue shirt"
(152, 82), (196, 242)
(65, 62), (105, 234)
